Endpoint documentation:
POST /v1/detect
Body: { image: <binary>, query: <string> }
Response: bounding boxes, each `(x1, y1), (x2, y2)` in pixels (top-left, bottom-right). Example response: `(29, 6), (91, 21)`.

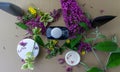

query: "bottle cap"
(51, 28), (62, 39)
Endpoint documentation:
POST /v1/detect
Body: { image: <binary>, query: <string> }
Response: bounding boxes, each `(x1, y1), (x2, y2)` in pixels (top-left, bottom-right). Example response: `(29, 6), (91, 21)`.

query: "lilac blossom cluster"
(17, 9), (62, 35)
(17, 15), (46, 35)
(60, 0), (91, 35)
(26, 16), (46, 35)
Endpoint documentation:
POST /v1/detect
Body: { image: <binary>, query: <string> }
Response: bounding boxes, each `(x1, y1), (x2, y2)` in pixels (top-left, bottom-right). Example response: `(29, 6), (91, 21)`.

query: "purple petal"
(66, 66), (72, 72)
(58, 58), (65, 64)
(19, 41), (27, 47)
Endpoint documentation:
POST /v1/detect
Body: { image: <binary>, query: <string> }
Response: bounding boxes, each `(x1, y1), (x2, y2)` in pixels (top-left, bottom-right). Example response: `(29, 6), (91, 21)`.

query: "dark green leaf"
(58, 47), (66, 54)
(63, 42), (71, 48)
(16, 22), (28, 30)
(70, 35), (82, 48)
(112, 48), (120, 53)
(107, 52), (120, 68)
(87, 67), (104, 72)
(79, 22), (89, 31)
(94, 41), (118, 52)
(33, 35), (44, 46)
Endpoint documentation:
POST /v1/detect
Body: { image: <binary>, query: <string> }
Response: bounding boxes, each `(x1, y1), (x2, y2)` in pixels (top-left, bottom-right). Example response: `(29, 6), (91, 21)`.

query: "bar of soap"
(17, 39), (39, 60)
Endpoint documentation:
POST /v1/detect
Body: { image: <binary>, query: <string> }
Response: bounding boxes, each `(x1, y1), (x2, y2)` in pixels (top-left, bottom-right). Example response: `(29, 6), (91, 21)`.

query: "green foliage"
(111, 35), (118, 43)
(106, 52), (120, 68)
(32, 27), (41, 35)
(16, 22), (28, 30)
(22, 12), (35, 21)
(70, 35), (82, 48)
(94, 41), (118, 52)
(87, 67), (104, 72)
(79, 22), (89, 31)
(84, 38), (96, 43)
(45, 40), (66, 59)
(40, 13), (53, 26)
(21, 52), (34, 70)
(33, 35), (44, 47)
(63, 35), (82, 51)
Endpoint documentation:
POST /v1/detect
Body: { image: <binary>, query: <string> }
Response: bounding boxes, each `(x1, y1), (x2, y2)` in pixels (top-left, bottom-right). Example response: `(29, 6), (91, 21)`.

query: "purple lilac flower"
(58, 58), (65, 64)
(66, 66), (72, 72)
(78, 42), (92, 53)
(19, 41), (27, 47)
(50, 9), (62, 22)
(25, 16), (46, 35)
(60, 0), (91, 36)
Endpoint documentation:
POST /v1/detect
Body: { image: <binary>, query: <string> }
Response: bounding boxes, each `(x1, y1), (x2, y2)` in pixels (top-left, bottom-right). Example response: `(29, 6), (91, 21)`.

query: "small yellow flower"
(52, 40), (58, 45)
(81, 50), (86, 55)
(28, 7), (36, 15)
(66, 39), (70, 44)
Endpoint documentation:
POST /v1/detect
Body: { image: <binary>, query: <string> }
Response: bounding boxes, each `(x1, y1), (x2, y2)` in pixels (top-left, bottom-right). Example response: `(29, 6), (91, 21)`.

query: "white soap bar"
(17, 39), (39, 60)
(51, 28), (62, 38)
(65, 51), (80, 66)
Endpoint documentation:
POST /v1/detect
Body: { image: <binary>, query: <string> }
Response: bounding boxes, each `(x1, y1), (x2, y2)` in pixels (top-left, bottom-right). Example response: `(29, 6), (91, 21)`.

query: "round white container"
(65, 51), (80, 66)
(17, 39), (39, 60)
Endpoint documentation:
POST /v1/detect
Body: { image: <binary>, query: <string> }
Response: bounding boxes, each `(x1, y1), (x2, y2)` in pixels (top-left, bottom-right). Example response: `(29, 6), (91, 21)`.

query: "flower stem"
(80, 62), (89, 71)
(91, 48), (105, 71)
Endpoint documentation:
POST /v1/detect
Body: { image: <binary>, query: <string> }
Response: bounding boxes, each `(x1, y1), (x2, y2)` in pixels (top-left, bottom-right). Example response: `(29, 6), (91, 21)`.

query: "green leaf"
(16, 22), (28, 30)
(40, 13), (53, 26)
(63, 42), (71, 48)
(33, 35), (44, 46)
(21, 63), (28, 70)
(58, 47), (66, 54)
(112, 48), (120, 53)
(106, 52), (120, 68)
(98, 34), (107, 39)
(94, 41), (118, 52)
(26, 52), (33, 57)
(28, 63), (34, 70)
(111, 35), (118, 43)
(84, 38), (96, 43)
(79, 22), (89, 31)
(32, 27), (41, 35)
(70, 35), (82, 48)
(87, 67), (104, 72)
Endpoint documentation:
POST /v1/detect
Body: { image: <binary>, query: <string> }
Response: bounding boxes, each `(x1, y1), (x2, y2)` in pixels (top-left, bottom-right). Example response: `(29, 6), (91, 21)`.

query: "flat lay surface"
(0, 0), (120, 72)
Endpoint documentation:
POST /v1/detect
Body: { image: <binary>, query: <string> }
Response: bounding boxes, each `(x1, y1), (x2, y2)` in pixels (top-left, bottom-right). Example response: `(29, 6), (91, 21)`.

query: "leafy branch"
(21, 52), (35, 70)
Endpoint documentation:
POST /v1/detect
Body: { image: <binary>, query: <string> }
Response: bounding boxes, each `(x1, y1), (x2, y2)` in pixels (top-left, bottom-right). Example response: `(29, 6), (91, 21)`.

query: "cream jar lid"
(17, 39), (39, 60)
(65, 51), (80, 66)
